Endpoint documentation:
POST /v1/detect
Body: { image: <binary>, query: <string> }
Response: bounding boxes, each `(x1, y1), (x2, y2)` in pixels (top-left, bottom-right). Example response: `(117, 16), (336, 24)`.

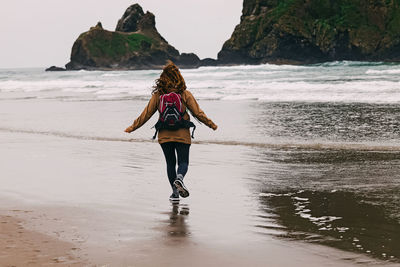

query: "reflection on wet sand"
(258, 190), (400, 262)
(159, 203), (190, 244)
(251, 147), (400, 263)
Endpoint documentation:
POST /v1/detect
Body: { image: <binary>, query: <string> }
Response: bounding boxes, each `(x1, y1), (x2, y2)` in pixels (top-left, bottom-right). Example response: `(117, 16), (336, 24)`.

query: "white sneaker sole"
(169, 197), (180, 203)
(174, 180), (189, 198)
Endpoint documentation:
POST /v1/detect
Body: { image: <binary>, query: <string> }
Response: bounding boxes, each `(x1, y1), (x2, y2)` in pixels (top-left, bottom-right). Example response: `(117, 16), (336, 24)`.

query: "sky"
(0, 0), (243, 68)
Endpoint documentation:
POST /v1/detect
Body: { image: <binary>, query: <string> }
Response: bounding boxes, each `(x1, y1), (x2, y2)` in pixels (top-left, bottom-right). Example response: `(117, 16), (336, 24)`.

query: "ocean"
(1, 62), (399, 264)
(3, 61), (400, 103)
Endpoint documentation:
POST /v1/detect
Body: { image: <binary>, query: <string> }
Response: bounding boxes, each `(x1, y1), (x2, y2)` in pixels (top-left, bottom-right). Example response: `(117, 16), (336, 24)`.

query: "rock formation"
(45, 66), (66, 71)
(65, 4), (201, 70)
(116, 4), (147, 33)
(218, 0), (400, 64)
(53, 1), (400, 71)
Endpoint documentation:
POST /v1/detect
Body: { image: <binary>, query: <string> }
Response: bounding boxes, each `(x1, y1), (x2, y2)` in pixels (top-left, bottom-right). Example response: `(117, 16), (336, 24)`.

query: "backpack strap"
(183, 120), (196, 138)
(152, 129), (158, 140)
(152, 120), (196, 139)
(191, 123), (196, 138)
(152, 120), (161, 139)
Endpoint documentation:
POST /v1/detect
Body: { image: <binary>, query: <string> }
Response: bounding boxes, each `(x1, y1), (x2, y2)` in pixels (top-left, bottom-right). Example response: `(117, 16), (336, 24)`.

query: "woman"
(124, 61), (217, 202)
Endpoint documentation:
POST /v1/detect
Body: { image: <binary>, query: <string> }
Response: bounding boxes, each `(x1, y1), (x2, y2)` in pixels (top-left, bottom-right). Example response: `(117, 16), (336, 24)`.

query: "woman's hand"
(124, 126), (134, 133)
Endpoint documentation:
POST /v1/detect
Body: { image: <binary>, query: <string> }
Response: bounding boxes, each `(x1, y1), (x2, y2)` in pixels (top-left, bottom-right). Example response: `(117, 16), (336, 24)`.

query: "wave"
(196, 63), (304, 71)
(2, 62), (400, 103)
(101, 73), (127, 77)
(366, 69), (400, 74)
(0, 79), (152, 95)
(0, 80), (103, 92)
(1, 127), (400, 151)
(0, 127), (150, 143)
(315, 61), (388, 67)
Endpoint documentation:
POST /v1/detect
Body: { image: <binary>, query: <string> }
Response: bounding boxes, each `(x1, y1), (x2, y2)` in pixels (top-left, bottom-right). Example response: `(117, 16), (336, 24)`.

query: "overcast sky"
(0, 0), (243, 68)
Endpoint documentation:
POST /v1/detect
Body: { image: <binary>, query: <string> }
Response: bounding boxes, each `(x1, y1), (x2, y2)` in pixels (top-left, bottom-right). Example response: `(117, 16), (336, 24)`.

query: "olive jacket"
(125, 90), (217, 144)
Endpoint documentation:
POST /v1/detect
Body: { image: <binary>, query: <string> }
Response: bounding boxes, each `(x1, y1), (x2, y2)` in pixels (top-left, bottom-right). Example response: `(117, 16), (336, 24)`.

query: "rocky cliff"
(65, 4), (201, 70)
(218, 0), (400, 64)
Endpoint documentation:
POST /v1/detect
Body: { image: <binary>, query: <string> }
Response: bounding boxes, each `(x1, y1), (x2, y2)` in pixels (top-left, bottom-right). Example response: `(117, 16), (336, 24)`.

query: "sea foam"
(1, 62), (400, 103)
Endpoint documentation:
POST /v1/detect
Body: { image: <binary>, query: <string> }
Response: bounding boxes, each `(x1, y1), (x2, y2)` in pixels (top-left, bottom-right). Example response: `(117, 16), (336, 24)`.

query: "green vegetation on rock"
(65, 4), (200, 70)
(218, 0), (400, 64)
(87, 32), (153, 59)
(270, 0), (296, 19)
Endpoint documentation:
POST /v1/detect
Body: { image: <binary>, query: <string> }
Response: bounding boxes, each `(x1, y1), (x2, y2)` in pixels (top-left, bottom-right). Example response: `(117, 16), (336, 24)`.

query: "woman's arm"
(183, 90), (218, 130)
(125, 93), (159, 133)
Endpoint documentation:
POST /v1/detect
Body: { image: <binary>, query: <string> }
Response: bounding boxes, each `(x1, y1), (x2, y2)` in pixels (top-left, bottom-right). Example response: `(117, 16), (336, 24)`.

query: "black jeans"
(160, 142), (190, 191)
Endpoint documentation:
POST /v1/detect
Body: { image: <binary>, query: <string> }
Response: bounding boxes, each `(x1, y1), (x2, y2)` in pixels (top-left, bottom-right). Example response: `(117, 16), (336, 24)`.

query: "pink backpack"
(153, 92), (196, 139)
(159, 92), (185, 125)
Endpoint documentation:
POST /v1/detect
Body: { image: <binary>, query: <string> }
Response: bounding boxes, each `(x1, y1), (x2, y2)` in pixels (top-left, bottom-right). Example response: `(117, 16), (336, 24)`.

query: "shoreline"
(2, 126), (400, 153)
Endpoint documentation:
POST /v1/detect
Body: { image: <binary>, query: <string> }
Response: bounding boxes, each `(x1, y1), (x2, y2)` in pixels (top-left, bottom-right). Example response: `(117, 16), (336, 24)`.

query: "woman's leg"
(160, 142), (177, 190)
(173, 143), (191, 198)
(176, 143), (190, 179)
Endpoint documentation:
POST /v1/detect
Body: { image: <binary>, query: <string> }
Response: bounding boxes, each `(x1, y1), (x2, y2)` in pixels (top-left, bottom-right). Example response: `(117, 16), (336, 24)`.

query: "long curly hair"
(152, 61), (186, 95)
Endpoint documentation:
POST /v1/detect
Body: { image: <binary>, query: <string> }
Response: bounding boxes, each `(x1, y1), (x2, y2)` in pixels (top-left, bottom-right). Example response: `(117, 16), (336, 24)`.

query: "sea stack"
(65, 4), (201, 70)
(218, 0), (400, 64)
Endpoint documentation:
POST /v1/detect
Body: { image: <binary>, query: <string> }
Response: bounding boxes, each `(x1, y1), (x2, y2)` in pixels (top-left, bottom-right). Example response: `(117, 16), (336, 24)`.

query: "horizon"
(0, 0), (242, 68)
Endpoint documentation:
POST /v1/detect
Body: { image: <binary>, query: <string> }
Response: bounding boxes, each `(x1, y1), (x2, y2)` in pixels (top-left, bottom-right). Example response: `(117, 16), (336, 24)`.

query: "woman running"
(124, 61), (217, 201)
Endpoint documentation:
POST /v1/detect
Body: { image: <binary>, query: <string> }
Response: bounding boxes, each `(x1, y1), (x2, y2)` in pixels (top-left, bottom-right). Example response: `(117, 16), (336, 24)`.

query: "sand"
(1, 98), (399, 266)
(1, 204), (397, 267)
(0, 133), (397, 266)
(0, 214), (82, 266)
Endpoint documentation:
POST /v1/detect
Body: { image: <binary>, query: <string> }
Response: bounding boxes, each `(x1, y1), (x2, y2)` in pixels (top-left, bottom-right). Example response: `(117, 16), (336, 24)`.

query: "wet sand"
(1, 97), (400, 266)
(1, 203), (393, 267)
(0, 214), (81, 266)
(1, 127), (398, 266)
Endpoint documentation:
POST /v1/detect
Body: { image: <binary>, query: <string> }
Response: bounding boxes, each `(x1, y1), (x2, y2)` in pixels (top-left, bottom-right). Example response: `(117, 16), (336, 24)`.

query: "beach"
(1, 129), (397, 266)
(1, 64), (400, 266)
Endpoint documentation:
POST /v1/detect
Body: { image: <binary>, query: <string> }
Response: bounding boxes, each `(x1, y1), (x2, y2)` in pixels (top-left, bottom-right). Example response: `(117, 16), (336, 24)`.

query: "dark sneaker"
(174, 179), (189, 198)
(169, 192), (180, 202)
